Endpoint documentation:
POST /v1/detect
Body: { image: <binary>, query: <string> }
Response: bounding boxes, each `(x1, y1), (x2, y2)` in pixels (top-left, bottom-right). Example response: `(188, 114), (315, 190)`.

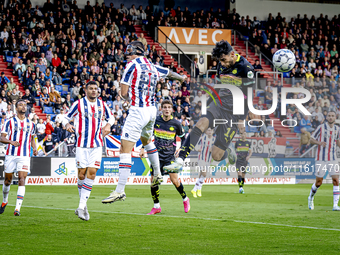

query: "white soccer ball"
(272, 49), (296, 73)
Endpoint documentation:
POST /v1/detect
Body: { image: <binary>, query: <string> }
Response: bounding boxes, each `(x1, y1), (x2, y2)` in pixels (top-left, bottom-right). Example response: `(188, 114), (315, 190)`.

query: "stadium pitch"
(1, 185), (339, 254)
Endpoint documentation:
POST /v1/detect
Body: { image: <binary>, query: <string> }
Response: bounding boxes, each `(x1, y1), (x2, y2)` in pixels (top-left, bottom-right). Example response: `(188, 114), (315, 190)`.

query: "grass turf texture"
(0, 184), (339, 254)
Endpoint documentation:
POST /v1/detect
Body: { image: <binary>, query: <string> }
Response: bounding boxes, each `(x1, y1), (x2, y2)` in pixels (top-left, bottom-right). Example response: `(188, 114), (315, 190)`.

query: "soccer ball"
(272, 49), (296, 73)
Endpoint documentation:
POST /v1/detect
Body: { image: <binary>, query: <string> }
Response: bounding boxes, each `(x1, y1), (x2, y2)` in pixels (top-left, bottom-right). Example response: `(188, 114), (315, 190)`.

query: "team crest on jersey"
(247, 71), (254, 79)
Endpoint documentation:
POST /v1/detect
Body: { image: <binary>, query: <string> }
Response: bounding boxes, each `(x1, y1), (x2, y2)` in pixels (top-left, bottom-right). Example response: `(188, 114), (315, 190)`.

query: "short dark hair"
(16, 99), (26, 108)
(161, 99), (173, 108)
(212, 40), (233, 58)
(86, 81), (98, 88)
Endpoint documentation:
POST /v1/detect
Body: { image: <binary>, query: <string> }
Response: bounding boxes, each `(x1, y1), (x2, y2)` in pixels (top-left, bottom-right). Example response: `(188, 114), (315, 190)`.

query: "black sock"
(238, 177), (243, 187)
(242, 178), (245, 186)
(179, 126), (203, 160)
(176, 182), (187, 199)
(151, 184), (160, 204)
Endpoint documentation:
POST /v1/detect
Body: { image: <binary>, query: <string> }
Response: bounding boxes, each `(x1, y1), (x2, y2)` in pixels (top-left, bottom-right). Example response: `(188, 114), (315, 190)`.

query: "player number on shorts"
(224, 128), (235, 143)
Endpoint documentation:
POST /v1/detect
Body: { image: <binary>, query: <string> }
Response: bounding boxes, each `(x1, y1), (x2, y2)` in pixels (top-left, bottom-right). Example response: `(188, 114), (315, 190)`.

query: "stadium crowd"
(0, 0), (338, 154)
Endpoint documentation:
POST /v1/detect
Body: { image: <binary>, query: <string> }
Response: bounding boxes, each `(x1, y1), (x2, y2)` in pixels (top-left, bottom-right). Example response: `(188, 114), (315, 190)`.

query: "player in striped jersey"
(62, 81), (114, 221)
(308, 111), (340, 211)
(0, 99), (38, 216)
(191, 128), (215, 198)
(234, 132), (252, 194)
(102, 41), (186, 204)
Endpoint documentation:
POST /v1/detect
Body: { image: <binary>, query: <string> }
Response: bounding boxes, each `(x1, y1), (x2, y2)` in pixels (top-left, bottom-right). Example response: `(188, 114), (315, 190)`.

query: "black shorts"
(150, 158), (175, 175)
(236, 161), (248, 173)
(207, 102), (238, 151)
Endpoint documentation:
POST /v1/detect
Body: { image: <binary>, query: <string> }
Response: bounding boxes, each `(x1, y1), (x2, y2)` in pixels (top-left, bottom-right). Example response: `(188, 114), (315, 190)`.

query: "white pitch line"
(8, 204), (340, 232)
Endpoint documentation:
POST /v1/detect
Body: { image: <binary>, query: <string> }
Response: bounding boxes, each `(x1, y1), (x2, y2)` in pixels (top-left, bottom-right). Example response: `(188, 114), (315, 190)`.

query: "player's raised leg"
(169, 173), (190, 213)
(0, 173), (13, 214)
(165, 117), (210, 173)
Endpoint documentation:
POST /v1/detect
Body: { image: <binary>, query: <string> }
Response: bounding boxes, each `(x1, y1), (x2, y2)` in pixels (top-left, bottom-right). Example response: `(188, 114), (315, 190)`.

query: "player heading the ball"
(102, 41), (186, 204)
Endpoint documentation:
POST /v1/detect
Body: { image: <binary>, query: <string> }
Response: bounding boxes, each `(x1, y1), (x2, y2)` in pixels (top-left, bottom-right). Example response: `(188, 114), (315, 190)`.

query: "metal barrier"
(156, 27), (195, 77)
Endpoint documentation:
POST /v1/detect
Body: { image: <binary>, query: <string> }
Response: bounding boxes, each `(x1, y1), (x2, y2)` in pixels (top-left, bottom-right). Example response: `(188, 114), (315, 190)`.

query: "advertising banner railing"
(158, 27), (231, 45)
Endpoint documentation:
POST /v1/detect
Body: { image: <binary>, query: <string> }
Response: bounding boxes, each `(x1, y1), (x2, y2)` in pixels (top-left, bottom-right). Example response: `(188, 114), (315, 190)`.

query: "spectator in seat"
(40, 88), (51, 111)
(43, 134), (57, 156)
(54, 97), (63, 114)
(299, 127), (311, 155)
(300, 115), (313, 132)
(0, 72), (10, 86)
(111, 119), (122, 136)
(7, 77), (16, 92)
(0, 97), (7, 114)
(15, 59), (26, 82)
(118, 112), (127, 126)
(22, 89), (35, 116)
(36, 118), (46, 142)
(49, 87), (61, 105)
(9, 88), (20, 104)
(45, 116), (54, 135)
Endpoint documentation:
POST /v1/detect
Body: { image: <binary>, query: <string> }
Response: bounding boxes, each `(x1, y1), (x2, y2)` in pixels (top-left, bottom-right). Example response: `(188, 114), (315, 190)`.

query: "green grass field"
(0, 184), (339, 254)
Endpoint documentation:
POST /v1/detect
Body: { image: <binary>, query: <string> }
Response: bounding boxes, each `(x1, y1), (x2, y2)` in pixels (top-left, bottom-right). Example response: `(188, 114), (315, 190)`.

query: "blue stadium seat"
(44, 107), (54, 114)
(294, 126), (301, 133)
(55, 85), (63, 93)
(106, 101), (113, 109)
(256, 91), (265, 97)
(61, 91), (69, 97)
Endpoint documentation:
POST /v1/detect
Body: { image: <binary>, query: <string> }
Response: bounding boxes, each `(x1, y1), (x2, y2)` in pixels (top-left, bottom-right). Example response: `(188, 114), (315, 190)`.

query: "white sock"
(154, 203), (160, 209)
(116, 153), (132, 193)
(309, 183), (319, 199)
(2, 184), (10, 203)
(15, 186), (25, 211)
(79, 177), (94, 210)
(333, 186), (339, 207)
(183, 196), (189, 202)
(77, 178), (84, 198)
(197, 177), (205, 190)
(145, 142), (160, 176)
(193, 180), (199, 192)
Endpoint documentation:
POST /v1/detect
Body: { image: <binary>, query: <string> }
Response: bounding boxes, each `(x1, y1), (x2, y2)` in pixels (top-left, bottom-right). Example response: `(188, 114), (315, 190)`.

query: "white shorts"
(4, 156), (31, 174)
(315, 161), (340, 178)
(76, 147), (102, 169)
(121, 106), (157, 143)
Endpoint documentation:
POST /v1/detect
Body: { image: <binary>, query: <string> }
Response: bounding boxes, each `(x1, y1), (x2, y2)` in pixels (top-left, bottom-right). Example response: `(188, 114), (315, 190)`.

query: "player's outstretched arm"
(0, 133), (19, 147)
(167, 70), (187, 83)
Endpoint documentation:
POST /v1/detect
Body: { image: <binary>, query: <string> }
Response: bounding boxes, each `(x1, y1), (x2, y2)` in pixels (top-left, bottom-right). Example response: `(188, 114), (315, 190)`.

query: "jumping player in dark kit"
(235, 132), (252, 194)
(165, 40), (255, 173)
(140, 100), (190, 214)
